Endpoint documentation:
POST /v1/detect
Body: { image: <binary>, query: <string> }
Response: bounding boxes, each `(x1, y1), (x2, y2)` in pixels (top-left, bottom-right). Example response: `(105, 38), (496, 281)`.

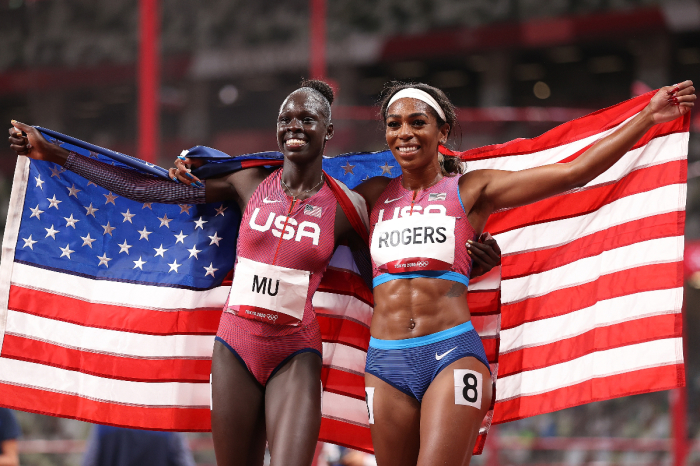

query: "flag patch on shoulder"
(304, 204), (322, 218)
(429, 193), (446, 201)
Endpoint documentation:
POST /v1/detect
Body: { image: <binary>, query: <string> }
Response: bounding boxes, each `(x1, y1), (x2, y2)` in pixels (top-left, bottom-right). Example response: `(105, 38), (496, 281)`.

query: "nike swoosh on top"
(263, 197), (280, 204)
(384, 196), (404, 204)
(435, 347), (457, 361)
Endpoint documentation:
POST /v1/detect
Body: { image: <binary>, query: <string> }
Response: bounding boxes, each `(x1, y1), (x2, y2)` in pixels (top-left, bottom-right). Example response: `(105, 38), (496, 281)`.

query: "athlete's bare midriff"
(371, 277), (471, 340)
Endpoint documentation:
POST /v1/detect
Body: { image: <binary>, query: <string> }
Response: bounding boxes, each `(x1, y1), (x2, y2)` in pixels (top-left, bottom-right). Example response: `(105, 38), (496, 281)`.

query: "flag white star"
(101, 222), (116, 236)
(380, 162), (394, 175)
(22, 235), (37, 250)
(179, 204), (192, 215)
(97, 253), (112, 267)
(168, 260), (182, 273)
(118, 240), (132, 254)
(81, 233), (97, 248)
(30, 205), (44, 220)
(64, 214), (80, 228)
(174, 231), (188, 244)
(341, 162), (355, 175)
(44, 225), (59, 239)
(158, 214), (173, 228)
(142, 203), (153, 210)
(154, 244), (168, 257)
(87, 181), (97, 187)
(215, 205), (228, 216)
(133, 256), (146, 270)
(67, 184), (81, 198)
(194, 217), (208, 230)
(35, 175), (45, 190)
(59, 244), (74, 259)
(47, 195), (62, 209)
(121, 209), (135, 223)
(138, 226), (153, 241)
(187, 245), (202, 259)
(204, 263), (218, 278)
(208, 232), (222, 246)
(103, 192), (118, 205)
(49, 166), (65, 179)
(84, 203), (99, 217)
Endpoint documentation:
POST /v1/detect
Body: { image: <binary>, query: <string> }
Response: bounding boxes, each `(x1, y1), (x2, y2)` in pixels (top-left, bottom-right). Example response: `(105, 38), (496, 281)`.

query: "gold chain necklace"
(280, 172), (324, 200)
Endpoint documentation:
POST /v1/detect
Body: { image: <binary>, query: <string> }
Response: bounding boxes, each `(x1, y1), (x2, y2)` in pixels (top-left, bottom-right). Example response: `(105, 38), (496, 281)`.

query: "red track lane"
(494, 363), (685, 424)
(498, 314), (682, 378)
(0, 382), (212, 432)
(8, 286), (222, 335)
(501, 211), (684, 279)
(500, 262), (683, 330)
(1, 335), (212, 383)
(487, 159), (686, 236)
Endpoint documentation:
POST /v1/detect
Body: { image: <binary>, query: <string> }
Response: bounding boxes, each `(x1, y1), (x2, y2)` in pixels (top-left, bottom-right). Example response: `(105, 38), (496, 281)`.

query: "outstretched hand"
(468, 232), (501, 278)
(647, 80), (695, 125)
(8, 120), (70, 165)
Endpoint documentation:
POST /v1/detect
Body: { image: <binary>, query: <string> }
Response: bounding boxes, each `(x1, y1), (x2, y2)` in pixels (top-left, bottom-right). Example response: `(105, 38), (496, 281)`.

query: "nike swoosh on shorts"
(435, 347), (457, 360)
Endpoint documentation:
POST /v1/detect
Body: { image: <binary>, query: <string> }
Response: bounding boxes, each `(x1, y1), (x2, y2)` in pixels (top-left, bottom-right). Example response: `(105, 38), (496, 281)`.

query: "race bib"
(227, 257), (310, 325)
(371, 214), (456, 273)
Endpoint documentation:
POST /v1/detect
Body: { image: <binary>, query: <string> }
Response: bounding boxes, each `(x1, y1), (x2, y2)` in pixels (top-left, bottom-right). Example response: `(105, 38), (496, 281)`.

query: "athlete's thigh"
(417, 356), (492, 466)
(211, 340), (267, 466)
(365, 373), (421, 466)
(265, 351), (323, 466)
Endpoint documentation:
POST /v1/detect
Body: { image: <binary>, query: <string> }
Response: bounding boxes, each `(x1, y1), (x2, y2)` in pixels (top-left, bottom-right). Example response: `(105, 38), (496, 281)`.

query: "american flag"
(0, 90), (687, 456)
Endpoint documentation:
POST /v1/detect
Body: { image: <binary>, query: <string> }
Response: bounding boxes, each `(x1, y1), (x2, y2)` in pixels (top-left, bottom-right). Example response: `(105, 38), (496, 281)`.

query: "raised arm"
(8, 121), (245, 205)
(465, 81), (694, 226)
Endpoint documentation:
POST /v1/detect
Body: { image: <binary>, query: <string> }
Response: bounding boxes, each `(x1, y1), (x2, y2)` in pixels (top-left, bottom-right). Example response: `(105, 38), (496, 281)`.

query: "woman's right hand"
(8, 121), (70, 165)
(167, 156), (204, 187)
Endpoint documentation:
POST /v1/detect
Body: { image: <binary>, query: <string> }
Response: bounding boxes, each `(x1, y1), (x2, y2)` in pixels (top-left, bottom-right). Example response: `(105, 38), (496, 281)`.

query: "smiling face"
(385, 97), (450, 172)
(277, 90), (333, 164)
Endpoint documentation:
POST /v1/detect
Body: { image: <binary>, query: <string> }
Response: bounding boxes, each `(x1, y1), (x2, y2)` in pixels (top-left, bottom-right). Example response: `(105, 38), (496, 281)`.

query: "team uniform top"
(369, 174), (477, 288)
(225, 169), (338, 336)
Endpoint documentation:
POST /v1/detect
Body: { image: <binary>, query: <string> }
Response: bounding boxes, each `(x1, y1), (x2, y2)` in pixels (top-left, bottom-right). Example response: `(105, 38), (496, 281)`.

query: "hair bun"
(300, 79), (335, 105)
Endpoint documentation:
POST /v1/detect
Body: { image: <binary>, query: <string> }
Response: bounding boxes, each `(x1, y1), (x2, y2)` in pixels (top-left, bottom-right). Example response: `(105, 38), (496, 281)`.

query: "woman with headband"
(344, 80), (693, 466)
(8, 80), (370, 466)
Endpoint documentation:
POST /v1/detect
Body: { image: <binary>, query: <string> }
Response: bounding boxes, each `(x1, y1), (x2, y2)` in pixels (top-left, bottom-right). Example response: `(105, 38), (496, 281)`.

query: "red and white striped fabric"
(452, 91), (688, 426)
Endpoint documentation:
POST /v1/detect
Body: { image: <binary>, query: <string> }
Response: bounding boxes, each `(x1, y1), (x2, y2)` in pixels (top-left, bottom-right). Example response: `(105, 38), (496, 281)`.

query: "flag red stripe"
(498, 313), (682, 378)
(318, 315), (370, 351)
(493, 363), (685, 424)
(1, 334), (211, 383)
(8, 286), (222, 335)
(482, 337), (499, 363)
(486, 160), (686, 235)
(502, 211), (684, 279)
(318, 268), (374, 306)
(319, 417), (373, 454)
(501, 262), (683, 330)
(467, 290), (500, 315)
(322, 366), (366, 400)
(0, 382), (211, 431)
(458, 95), (689, 161)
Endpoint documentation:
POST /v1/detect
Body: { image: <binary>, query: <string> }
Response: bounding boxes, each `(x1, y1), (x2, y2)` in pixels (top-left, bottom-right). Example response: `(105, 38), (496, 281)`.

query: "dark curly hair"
(379, 81), (464, 175)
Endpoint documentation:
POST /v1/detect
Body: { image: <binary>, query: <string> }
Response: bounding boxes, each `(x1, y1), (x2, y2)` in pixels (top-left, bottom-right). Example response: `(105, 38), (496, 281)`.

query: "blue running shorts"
(365, 321), (490, 402)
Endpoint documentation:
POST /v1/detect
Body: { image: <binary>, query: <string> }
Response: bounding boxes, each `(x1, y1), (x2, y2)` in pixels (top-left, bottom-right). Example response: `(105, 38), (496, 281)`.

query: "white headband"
(386, 88), (447, 122)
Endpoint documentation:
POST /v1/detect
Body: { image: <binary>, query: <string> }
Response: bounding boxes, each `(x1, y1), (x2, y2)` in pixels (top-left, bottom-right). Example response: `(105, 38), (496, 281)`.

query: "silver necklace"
(280, 172), (324, 200)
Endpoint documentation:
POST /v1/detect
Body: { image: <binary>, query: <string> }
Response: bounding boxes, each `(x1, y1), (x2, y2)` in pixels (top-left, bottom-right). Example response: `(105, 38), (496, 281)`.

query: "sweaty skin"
(355, 80), (694, 466)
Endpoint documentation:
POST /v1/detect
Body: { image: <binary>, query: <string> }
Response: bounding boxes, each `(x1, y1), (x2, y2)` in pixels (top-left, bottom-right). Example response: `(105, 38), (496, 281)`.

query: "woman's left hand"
(468, 232), (501, 278)
(647, 80), (695, 125)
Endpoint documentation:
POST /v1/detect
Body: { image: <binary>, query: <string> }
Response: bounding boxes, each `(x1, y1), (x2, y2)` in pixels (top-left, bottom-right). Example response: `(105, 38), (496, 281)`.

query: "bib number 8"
(453, 369), (482, 409)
